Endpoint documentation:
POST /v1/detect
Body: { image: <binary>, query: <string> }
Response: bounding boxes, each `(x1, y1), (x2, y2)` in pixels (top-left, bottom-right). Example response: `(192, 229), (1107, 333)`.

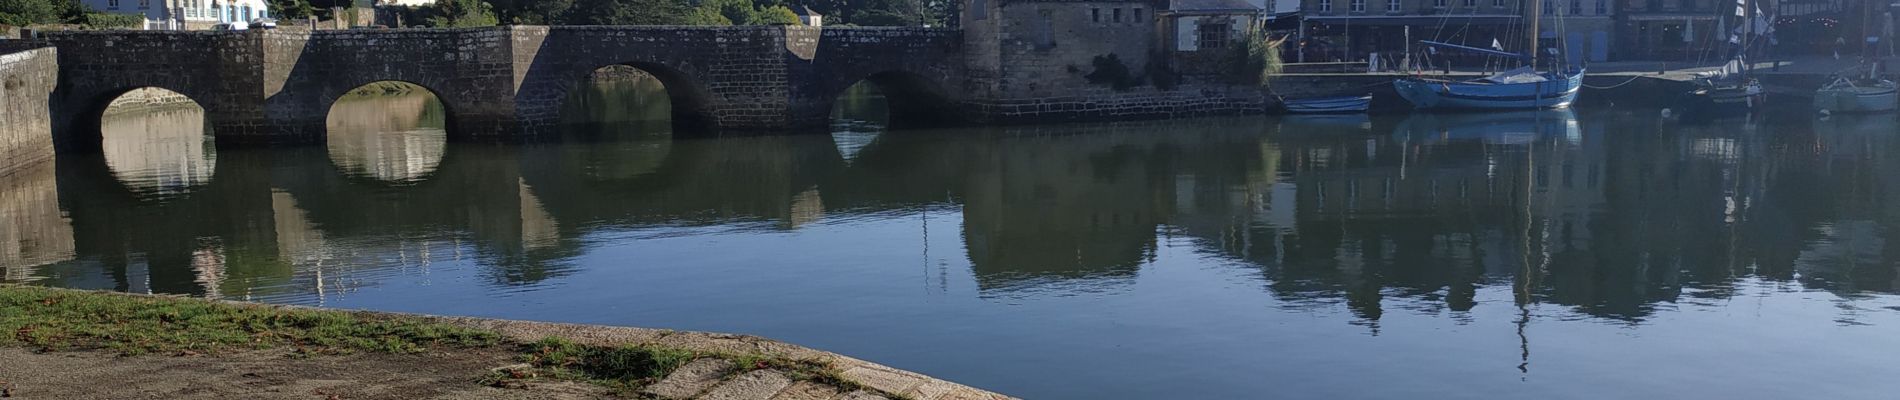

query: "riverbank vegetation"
(0, 285), (499, 355)
(0, 0), (140, 29)
(0, 285), (910, 398)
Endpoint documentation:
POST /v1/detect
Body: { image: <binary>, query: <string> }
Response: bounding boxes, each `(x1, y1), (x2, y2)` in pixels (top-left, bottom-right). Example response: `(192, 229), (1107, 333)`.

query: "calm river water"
(5, 81), (1900, 399)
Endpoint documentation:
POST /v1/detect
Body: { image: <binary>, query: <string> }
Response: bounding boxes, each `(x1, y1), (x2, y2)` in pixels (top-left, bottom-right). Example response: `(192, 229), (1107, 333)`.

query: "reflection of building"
(961, 134), (1166, 291)
(0, 162), (75, 282)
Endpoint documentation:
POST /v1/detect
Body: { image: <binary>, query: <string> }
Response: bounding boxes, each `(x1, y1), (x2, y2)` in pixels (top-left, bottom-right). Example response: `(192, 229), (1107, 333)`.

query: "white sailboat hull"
(1813, 83), (1898, 113)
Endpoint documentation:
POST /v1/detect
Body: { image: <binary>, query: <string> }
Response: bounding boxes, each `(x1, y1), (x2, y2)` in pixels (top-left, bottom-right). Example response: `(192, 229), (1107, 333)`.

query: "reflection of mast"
(1513, 114), (1541, 376)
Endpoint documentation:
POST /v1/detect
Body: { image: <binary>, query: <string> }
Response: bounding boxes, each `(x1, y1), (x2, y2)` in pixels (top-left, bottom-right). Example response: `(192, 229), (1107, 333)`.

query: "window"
(138, 0), (148, 9)
(1543, 0), (1555, 14)
(1494, 0), (1505, 6)
(108, 0), (118, 8)
(1571, 0), (1582, 14)
(970, 0), (988, 20)
(1465, 0), (1476, 7)
(1350, 0), (1365, 12)
(1197, 23), (1231, 49)
(1133, 8), (1143, 22)
(1320, 0), (1332, 12)
(1434, 0), (1447, 7)
(1112, 8), (1123, 23)
(1092, 8), (1100, 22)
(1388, 0), (1400, 11)
(1036, 10), (1054, 48)
(1595, 0), (1606, 13)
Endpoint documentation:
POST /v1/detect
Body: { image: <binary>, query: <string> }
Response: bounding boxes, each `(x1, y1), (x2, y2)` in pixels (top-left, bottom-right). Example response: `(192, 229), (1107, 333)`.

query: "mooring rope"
(1581, 75), (1644, 90)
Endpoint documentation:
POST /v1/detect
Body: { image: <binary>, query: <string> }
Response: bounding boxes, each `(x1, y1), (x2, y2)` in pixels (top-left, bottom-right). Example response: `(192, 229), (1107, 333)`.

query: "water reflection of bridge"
(9, 111), (1900, 323)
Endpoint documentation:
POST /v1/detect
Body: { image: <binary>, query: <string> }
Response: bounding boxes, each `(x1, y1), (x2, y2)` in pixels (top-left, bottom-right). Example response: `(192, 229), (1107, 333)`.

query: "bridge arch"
(827, 70), (959, 130)
(555, 62), (717, 135)
(322, 80), (451, 185)
(316, 79), (460, 138)
(61, 85), (221, 153)
(79, 87), (219, 198)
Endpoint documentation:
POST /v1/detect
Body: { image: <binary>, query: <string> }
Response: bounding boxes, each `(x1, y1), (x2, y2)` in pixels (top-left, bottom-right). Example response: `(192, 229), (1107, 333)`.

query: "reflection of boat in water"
(1276, 113), (1373, 134)
(1813, 76), (1898, 114)
(1391, 109), (1579, 145)
(1282, 95), (1372, 114)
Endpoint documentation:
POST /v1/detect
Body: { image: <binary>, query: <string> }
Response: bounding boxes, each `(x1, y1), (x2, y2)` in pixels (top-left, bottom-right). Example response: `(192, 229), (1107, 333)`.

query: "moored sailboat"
(1812, 76), (1898, 114)
(1678, 0), (1772, 119)
(1391, 0), (1583, 111)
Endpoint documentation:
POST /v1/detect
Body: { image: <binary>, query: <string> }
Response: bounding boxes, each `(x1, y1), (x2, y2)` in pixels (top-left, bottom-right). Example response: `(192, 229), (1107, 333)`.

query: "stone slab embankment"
(0, 42), (55, 177)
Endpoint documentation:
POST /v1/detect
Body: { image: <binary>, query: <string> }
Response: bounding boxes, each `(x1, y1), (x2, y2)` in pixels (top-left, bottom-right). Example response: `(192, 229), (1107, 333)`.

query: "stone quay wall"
(0, 43), (56, 175)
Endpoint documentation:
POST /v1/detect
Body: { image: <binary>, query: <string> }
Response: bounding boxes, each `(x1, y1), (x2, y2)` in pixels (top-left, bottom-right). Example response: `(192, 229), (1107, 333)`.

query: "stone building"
(958, 0), (1270, 121)
(1163, 0), (1265, 54)
(1614, 0), (1725, 61)
(1294, 0), (1611, 64)
(1539, 0), (1615, 63)
(81, 0), (271, 30)
(1297, 0), (1528, 63)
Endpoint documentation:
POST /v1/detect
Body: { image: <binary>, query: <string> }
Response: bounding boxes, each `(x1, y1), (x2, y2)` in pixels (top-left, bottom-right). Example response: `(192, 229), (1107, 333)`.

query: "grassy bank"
(0, 285), (895, 398)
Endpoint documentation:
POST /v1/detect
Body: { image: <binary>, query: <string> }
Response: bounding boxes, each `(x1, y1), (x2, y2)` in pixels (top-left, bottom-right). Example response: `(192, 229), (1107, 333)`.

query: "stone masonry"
(0, 43), (57, 174)
(39, 26), (965, 149)
(37, 16), (1275, 150)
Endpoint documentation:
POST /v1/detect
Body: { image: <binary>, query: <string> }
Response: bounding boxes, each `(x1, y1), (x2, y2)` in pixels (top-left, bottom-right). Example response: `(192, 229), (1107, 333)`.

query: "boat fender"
(1660, 108), (1673, 118)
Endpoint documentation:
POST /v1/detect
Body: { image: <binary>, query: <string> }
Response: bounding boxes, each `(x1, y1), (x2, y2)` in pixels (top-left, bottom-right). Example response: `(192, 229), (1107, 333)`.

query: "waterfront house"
(795, 5), (825, 26)
(1614, 0), (1725, 61)
(1293, 0), (1613, 65)
(1163, 0), (1265, 53)
(1296, 0), (1527, 64)
(82, 0), (270, 30)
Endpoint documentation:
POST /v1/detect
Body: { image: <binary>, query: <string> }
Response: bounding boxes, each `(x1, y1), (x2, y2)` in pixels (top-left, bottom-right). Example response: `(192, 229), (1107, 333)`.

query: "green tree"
(268, 0), (316, 20)
(0, 0), (64, 27)
(682, 5), (730, 25)
(753, 5), (797, 25)
(427, 0), (498, 27)
(568, 0), (691, 25)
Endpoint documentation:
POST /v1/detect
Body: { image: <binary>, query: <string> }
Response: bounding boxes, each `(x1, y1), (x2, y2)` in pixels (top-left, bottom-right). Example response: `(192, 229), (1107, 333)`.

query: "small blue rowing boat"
(1283, 95), (1372, 114)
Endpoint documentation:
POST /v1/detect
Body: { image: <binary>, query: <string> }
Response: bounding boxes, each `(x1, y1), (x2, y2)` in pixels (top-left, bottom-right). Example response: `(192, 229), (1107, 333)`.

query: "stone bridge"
(40, 26), (961, 150)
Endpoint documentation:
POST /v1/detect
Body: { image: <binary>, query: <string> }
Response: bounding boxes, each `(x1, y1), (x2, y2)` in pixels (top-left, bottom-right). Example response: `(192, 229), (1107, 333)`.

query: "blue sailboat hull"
(1393, 70), (1583, 110)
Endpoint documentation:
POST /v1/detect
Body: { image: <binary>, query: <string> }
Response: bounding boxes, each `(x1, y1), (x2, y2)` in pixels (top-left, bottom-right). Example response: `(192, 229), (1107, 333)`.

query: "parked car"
(214, 21), (249, 31)
(251, 18), (277, 29)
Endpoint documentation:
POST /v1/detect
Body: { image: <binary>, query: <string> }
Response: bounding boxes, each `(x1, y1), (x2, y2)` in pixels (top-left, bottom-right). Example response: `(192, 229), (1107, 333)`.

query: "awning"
(1304, 14), (1520, 25)
(1625, 13), (1722, 21)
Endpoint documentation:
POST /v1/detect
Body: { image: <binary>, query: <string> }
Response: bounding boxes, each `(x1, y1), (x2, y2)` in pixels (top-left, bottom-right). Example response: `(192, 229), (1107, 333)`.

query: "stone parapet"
(0, 45), (56, 174)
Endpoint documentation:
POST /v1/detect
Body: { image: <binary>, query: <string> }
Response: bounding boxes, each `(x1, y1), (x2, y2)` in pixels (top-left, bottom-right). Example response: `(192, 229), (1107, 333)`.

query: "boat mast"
(1742, 0), (1752, 75)
(1529, 0), (1541, 71)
